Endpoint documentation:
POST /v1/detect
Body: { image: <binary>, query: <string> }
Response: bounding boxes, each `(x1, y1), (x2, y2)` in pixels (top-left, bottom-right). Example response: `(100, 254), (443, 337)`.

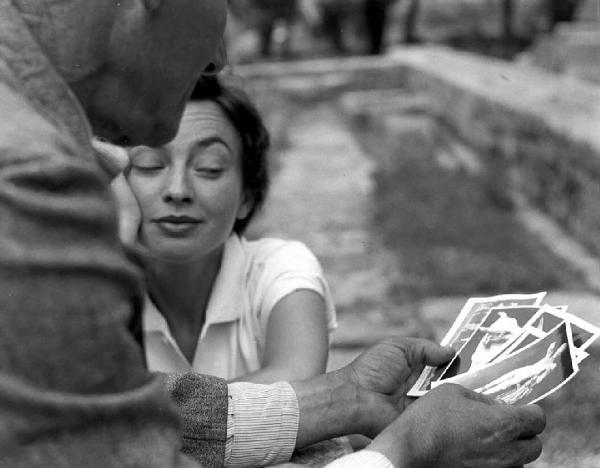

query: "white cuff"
(324, 450), (395, 468)
(225, 381), (299, 467)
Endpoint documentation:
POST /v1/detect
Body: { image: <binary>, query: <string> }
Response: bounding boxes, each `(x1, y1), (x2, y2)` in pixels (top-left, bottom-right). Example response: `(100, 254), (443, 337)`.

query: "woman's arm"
(231, 289), (329, 384)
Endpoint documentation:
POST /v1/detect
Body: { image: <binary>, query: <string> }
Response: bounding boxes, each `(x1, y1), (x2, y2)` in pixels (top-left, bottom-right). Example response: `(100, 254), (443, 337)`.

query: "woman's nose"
(163, 171), (192, 204)
(202, 39), (227, 76)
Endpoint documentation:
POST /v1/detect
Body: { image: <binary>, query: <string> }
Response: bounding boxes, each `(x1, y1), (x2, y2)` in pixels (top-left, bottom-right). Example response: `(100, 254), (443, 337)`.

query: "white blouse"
(143, 234), (337, 379)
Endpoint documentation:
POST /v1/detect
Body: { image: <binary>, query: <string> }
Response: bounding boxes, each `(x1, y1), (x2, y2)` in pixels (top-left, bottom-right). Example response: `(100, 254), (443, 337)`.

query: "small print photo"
(407, 292), (546, 397)
(407, 292), (546, 396)
(438, 305), (542, 380)
(439, 292), (547, 349)
(435, 321), (578, 405)
(497, 305), (600, 360)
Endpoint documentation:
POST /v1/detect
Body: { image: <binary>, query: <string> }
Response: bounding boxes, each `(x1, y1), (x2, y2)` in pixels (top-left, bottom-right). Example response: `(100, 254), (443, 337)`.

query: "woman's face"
(127, 101), (249, 262)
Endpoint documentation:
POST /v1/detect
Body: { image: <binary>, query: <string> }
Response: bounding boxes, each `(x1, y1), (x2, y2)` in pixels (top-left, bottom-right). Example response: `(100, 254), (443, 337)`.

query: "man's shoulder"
(0, 81), (73, 156)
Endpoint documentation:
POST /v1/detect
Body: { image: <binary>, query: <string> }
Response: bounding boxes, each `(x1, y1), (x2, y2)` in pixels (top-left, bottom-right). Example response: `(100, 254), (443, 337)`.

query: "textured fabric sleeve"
(164, 373), (229, 466)
(0, 82), (197, 466)
(253, 240), (337, 334)
(225, 381), (299, 467)
(324, 450), (395, 468)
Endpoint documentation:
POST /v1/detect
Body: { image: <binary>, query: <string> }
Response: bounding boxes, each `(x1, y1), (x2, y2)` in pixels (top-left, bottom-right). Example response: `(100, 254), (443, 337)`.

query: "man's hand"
(368, 384), (545, 468)
(346, 337), (455, 436)
(291, 337), (454, 447)
(92, 139), (141, 245)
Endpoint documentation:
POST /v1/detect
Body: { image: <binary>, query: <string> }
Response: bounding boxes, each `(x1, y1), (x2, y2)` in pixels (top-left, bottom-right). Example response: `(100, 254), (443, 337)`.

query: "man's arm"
(217, 337), (544, 468)
(366, 384), (544, 468)
(0, 90), (202, 467)
(322, 385), (544, 468)
(163, 373), (229, 465)
(293, 338), (545, 468)
(291, 338), (456, 447)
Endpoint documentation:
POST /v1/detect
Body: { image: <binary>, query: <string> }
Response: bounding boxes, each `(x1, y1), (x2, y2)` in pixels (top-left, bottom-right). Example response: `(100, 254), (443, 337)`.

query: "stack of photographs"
(408, 292), (600, 405)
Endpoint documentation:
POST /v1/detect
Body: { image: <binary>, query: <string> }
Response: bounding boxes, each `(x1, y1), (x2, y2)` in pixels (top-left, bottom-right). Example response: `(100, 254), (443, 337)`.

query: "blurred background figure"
(548, 0), (581, 31)
(363, 0), (393, 54)
(402, 0), (421, 43)
(252, 0), (299, 58)
(315, 0), (354, 54)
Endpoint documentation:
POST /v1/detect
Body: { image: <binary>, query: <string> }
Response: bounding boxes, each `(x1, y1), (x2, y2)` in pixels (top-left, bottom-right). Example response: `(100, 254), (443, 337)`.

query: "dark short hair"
(190, 76), (270, 234)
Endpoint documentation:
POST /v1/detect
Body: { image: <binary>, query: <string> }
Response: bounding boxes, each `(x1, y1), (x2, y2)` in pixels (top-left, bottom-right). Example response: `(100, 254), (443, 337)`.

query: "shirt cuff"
(225, 381), (299, 467)
(324, 450), (395, 468)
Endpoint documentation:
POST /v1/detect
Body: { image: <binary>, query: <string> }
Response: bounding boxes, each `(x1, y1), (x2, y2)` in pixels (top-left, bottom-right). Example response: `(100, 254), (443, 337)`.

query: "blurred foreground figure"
(0, 0), (546, 467)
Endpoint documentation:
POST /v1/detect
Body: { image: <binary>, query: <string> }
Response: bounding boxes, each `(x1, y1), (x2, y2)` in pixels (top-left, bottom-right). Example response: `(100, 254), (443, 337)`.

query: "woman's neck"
(146, 248), (223, 338)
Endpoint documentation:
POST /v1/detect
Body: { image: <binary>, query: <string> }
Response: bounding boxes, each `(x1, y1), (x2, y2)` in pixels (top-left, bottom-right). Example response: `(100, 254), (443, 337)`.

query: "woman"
(126, 77), (336, 382)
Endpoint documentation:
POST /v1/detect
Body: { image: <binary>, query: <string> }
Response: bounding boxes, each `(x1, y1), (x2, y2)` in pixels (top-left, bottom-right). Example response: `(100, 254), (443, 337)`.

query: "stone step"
(527, 24), (600, 82)
(576, 0), (600, 22)
(563, 42), (600, 83)
(555, 22), (600, 39)
(338, 88), (430, 118)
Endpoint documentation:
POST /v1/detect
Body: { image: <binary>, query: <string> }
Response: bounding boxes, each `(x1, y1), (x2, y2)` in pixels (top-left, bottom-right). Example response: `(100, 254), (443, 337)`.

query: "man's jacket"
(0, 1), (227, 466)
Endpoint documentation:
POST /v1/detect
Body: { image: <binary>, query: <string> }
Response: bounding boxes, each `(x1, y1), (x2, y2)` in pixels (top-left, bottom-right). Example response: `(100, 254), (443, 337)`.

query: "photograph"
(497, 304), (600, 360)
(409, 292), (546, 396)
(5, 0), (600, 465)
(438, 305), (542, 380)
(435, 322), (579, 405)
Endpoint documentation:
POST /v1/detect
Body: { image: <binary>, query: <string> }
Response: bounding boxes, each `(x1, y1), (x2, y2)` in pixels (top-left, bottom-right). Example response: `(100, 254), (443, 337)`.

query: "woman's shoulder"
(239, 235), (319, 267)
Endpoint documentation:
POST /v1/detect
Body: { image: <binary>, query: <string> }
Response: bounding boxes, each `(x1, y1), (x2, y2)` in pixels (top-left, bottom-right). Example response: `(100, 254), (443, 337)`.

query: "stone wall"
(236, 56), (407, 100)
(391, 46), (600, 256)
(237, 46), (600, 257)
(524, 0), (600, 84)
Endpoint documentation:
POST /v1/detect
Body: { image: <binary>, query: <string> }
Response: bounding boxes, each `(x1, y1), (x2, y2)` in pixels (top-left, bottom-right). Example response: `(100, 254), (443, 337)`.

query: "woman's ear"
(236, 193), (253, 221)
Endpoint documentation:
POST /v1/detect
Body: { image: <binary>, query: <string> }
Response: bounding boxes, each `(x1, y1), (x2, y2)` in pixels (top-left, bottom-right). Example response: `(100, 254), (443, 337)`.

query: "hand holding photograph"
(408, 292), (547, 396)
(408, 292), (600, 404)
(432, 321), (578, 405)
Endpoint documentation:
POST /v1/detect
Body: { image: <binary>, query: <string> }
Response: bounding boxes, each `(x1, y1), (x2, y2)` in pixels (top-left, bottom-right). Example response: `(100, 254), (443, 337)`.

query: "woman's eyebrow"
(193, 136), (231, 152)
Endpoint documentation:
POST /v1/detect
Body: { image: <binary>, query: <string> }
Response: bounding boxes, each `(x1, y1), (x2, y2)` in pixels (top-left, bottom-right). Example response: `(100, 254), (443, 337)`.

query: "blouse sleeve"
(250, 240), (337, 336)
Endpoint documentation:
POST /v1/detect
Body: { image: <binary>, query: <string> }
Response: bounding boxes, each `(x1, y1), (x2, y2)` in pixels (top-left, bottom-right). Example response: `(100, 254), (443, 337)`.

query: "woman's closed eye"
(132, 161), (165, 171)
(192, 145), (230, 178)
(194, 165), (225, 178)
(130, 150), (165, 171)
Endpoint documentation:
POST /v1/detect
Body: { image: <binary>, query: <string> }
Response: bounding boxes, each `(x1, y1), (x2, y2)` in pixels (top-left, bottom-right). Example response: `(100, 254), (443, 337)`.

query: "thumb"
(92, 138), (129, 179)
(420, 341), (455, 367)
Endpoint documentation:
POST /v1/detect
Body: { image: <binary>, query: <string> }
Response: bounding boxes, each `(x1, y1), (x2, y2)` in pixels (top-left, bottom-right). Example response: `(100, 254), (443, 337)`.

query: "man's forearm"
(291, 369), (371, 449)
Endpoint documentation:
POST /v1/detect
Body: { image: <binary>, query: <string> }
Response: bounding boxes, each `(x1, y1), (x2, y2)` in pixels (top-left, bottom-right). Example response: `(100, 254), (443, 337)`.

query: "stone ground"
(247, 91), (600, 466)
(249, 101), (430, 370)
(249, 97), (600, 370)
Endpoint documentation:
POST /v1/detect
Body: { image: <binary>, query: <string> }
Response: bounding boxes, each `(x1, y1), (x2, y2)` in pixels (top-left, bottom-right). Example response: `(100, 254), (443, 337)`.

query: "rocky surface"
(238, 51), (600, 465)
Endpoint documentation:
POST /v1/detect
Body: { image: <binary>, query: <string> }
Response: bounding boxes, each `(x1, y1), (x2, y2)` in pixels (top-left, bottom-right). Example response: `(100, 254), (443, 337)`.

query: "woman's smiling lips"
(153, 215), (202, 235)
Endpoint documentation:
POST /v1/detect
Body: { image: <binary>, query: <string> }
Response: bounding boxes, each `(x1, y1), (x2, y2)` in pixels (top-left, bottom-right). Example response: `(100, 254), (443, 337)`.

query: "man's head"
(15, 0), (227, 147)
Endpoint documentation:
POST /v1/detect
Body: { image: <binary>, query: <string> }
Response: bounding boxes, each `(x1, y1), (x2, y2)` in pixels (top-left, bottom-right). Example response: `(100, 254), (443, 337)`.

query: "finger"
(490, 403), (546, 442)
(419, 341), (456, 367)
(506, 437), (543, 466)
(92, 138), (129, 179)
(513, 405), (546, 439)
(110, 174), (142, 245)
